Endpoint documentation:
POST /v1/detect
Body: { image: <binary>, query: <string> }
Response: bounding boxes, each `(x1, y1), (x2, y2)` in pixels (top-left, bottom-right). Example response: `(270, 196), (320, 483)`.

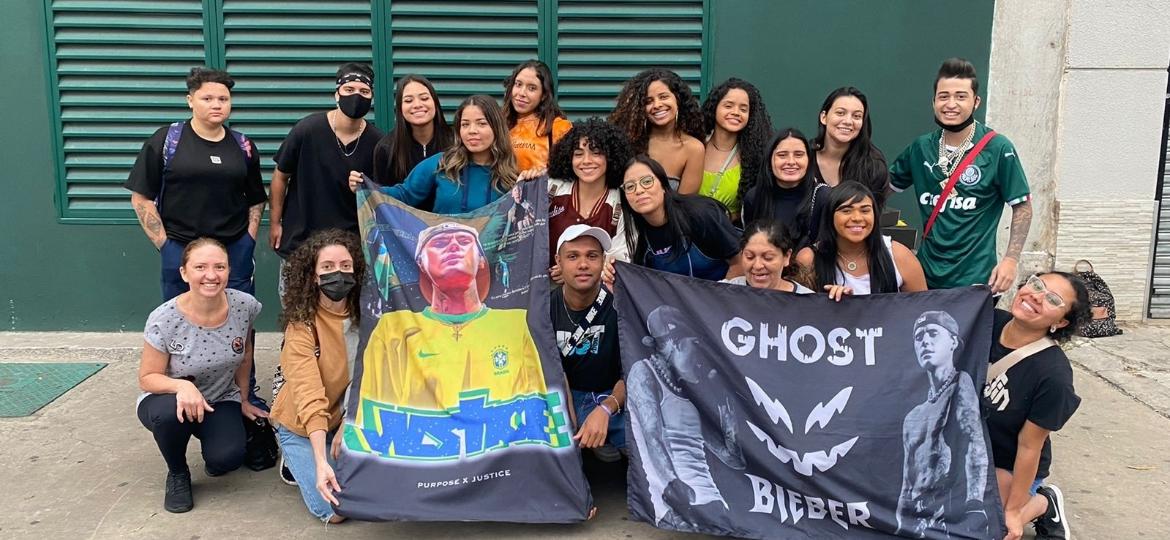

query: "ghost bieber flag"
(615, 263), (1004, 539)
(334, 177), (591, 522)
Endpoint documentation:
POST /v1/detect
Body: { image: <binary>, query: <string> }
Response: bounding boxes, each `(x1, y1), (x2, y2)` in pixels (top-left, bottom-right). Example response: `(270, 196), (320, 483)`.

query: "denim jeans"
(276, 425), (336, 521)
(570, 390), (626, 449)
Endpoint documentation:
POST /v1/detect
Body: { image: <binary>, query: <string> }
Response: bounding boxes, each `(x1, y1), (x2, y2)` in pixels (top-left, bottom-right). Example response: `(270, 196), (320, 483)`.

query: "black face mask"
(319, 271), (356, 301)
(338, 94), (372, 119)
(935, 112), (975, 133)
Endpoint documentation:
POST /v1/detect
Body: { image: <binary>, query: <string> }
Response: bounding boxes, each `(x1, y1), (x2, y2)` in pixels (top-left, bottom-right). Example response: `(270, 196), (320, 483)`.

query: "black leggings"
(137, 393), (245, 474)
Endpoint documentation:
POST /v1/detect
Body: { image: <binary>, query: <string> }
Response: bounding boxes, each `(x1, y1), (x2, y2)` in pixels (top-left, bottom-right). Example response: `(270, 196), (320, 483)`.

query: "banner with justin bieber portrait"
(334, 177), (591, 522)
(616, 263), (1004, 539)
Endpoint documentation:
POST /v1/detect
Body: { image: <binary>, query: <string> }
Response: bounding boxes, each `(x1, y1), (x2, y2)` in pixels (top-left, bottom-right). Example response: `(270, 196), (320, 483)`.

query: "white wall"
(989, 0), (1170, 319)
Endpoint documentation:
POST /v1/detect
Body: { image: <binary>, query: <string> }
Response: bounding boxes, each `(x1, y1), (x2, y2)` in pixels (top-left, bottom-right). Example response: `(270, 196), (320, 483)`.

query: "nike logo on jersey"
(418, 351), (438, 359)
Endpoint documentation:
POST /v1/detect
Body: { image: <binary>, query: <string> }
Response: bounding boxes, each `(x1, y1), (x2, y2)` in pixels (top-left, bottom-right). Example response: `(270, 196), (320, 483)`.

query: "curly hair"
(702, 78), (774, 205)
(1022, 272), (1091, 342)
(546, 117), (632, 190)
(608, 68), (704, 154)
(279, 229), (366, 329)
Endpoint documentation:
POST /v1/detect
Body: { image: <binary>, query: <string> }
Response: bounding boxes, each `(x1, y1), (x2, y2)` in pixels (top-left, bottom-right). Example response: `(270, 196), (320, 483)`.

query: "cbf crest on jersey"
(616, 263), (1003, 539)
(333, 177), (591, 523)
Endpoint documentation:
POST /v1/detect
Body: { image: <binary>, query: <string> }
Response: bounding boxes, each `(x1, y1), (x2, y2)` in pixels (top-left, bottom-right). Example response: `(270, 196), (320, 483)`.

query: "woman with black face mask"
(268, 229), (366, 524)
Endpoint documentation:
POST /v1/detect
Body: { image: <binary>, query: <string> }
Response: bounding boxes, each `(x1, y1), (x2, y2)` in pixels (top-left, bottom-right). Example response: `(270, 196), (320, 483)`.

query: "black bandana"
(336, 72), (373, 90)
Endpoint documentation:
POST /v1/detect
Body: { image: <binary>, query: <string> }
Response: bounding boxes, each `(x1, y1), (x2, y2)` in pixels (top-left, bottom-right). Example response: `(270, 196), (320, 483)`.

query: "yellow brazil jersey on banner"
(358, 306), (547, 413)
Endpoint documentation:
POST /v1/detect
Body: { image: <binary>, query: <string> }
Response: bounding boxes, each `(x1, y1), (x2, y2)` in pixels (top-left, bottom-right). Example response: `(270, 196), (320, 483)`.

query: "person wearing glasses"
(984, 272), (1088, 540)
(618, 155), (740, 281)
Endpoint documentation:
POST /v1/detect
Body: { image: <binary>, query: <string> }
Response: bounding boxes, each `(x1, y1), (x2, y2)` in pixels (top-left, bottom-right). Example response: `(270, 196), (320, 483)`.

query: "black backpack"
(1073, 260), (1122, 338)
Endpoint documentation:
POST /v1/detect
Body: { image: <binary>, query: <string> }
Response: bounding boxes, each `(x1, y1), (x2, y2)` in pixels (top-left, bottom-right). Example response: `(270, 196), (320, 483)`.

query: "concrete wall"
(1057, 0), (1169, 319)
(985, 0), (1069, 277)
(989, 0), (1170, 319)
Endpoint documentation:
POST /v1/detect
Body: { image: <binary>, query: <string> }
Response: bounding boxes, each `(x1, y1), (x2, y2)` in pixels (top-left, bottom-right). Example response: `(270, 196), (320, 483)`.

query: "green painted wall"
(2, 1), (993, 331)
(708, 0), (994, 222)
(1, 2), (283, 331)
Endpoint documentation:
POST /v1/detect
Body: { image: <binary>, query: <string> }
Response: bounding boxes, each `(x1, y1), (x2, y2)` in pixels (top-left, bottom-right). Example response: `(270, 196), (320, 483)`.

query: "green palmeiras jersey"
(889, 123), (1030, 289)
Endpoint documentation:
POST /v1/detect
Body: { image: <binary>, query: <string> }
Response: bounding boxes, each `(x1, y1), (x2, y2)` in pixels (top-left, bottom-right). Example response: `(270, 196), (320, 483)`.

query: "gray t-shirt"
(721, 276), (815, 294)
(138, 289), (262, 406)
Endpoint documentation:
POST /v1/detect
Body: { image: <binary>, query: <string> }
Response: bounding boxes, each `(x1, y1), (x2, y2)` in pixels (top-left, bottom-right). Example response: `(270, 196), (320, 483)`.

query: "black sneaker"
(1033, 484), (1069, 539)
(278, 456), (297, 486)
(204, 463), (227, 477)
(164, 470), (193, 513)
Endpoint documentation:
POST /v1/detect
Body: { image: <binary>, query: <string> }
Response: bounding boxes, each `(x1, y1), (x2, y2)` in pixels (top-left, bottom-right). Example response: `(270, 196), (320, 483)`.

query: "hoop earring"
(1050, 325), (1058, 333)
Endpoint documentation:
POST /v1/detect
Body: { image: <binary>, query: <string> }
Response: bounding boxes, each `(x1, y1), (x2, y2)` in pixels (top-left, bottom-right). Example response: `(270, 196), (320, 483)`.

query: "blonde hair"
(439, 95), (519, 194)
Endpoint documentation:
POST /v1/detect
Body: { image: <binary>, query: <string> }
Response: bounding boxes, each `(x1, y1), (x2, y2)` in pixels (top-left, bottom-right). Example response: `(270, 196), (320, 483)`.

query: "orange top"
(510, 115), (572, 172)
(269, 303), (351, 437)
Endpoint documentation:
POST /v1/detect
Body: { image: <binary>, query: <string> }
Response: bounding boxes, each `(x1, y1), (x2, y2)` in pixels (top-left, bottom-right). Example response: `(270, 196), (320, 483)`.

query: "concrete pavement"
(1, 326), (1168, 539)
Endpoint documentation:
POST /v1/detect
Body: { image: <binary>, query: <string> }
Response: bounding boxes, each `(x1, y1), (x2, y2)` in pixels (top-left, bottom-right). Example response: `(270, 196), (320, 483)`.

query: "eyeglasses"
(622, 176), (657, 193)
(1024, 274), (1065, 309)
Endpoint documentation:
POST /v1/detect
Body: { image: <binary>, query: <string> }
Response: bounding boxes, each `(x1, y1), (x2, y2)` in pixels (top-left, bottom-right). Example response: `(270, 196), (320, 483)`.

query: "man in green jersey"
(889, 58), (1033, 291)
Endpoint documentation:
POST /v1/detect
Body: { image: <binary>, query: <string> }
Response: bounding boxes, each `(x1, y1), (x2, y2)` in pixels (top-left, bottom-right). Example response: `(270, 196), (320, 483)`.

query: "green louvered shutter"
(555, 0), (705, 119)
(221, 0), (374, 177)
(47, 0), (207, 221)
(387, 0), (539, 116)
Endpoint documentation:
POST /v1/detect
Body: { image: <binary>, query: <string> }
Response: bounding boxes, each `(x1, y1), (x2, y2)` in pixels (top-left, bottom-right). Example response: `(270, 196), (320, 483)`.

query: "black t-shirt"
(984, 309), (1081, 479)
(639, 199), (741, 263)
(273, 112), (384, 258)
(125, 121), (266, 244)
(742, 180), (828, 248)
(551, 286), (621, 393)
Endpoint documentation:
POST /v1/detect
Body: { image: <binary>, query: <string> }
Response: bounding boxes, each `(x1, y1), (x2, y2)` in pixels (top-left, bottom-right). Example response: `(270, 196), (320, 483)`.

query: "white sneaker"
(278, 455), (297, 486)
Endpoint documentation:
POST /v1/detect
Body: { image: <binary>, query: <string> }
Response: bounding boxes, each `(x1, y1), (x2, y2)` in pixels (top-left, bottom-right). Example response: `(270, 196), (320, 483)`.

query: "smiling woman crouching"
(135, 238), (264, 514)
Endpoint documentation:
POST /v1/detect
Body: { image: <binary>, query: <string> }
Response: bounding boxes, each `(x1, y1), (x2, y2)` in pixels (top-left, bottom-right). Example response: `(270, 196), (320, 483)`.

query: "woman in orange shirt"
(270, 229), (365, 523)
(503, 60), (572, 177)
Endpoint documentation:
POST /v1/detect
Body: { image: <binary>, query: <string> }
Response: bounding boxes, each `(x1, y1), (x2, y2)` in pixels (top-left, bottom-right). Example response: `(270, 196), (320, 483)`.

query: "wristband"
(598, 402), (614, 417)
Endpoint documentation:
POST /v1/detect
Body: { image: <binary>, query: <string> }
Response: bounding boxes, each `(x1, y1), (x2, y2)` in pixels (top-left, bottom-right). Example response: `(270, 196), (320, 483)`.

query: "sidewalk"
(1, 326), (1168, 539)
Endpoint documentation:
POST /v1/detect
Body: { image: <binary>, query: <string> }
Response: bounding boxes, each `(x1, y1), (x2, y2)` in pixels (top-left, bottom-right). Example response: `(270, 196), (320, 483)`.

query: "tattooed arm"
(131, 191), (167, 249)
(988, 199), (1032, 293)
(247, 200), (265, 240)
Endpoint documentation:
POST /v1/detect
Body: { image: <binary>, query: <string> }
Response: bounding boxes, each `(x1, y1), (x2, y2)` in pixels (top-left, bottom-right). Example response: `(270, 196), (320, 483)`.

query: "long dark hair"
(813, 87), (889, 207)
(503, 59), (566, 136)
(378, 75), (453, 184)
(702, 78), (773, 205)
(746, 128), (818, 230)
(609, 68), (704, 154)
(618, 154), (726, 261)
(546, 117), (632, 190)
(810, 181), (898, 294)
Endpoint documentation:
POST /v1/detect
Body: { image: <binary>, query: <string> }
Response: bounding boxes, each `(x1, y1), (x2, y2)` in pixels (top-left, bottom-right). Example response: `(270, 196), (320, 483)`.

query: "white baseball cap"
(556, 224), (612, 253)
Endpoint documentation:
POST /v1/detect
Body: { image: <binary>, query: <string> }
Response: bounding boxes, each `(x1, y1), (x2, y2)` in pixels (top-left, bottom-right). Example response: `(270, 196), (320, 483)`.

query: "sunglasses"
(1024, 274), (1065, 309)
(622, 175), (657, 193)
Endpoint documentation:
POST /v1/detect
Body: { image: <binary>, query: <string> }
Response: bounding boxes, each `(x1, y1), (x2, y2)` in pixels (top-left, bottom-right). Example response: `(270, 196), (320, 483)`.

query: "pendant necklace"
(936, 122), (977, 199)
(329, 111), (365, 158)
(839, 250), (863, 272)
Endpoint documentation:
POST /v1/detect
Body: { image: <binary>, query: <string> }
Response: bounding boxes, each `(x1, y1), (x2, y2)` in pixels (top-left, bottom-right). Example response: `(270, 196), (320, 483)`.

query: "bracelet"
(598, 402), (615, 417)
